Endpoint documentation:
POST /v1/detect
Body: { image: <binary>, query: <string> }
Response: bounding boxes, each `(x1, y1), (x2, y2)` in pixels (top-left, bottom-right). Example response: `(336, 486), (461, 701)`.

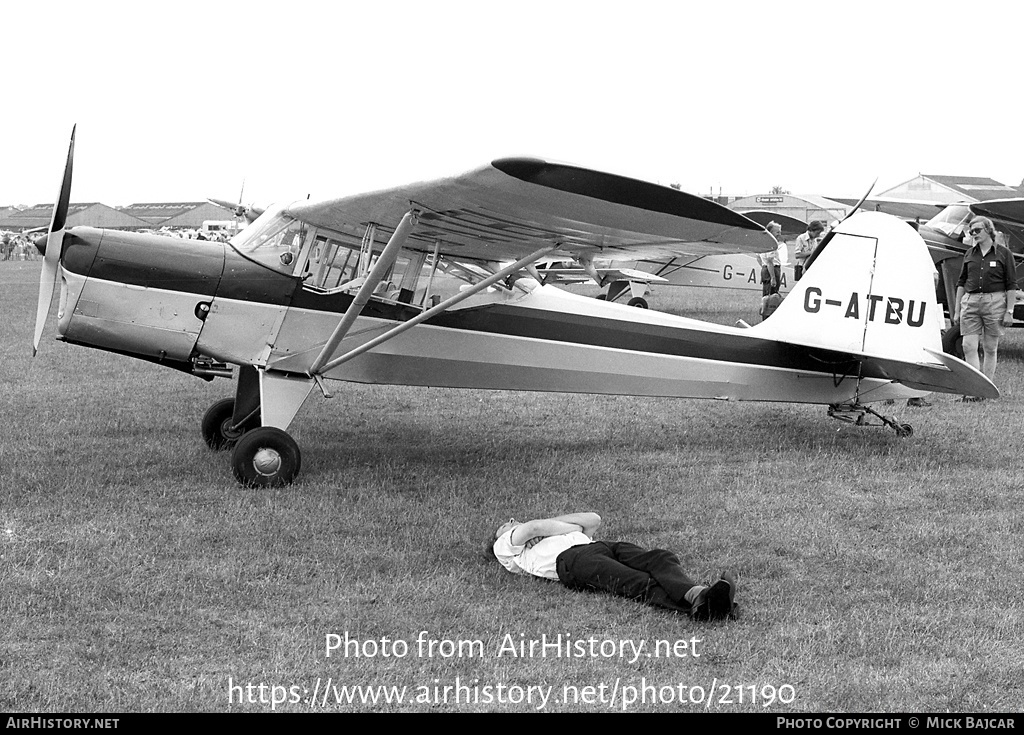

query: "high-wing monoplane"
(33, 129), (997, 486)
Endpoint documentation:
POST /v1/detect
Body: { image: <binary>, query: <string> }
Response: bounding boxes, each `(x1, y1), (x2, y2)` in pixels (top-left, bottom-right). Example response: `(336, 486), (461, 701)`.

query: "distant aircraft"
(34, 128), (995, 486)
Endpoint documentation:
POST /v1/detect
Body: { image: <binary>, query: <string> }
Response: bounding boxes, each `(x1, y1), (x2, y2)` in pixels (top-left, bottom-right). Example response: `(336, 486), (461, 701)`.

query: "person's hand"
(1002, 311), (1015, 327)
(524, 536), (544, 549)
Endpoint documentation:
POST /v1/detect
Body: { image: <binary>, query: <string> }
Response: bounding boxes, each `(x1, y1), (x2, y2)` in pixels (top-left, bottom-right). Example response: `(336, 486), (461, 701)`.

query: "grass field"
(2, 261), (1022, 713)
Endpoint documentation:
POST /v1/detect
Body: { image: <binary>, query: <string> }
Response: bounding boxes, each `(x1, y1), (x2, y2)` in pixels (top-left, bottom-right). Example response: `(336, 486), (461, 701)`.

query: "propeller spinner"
(33, 125), (76, 356)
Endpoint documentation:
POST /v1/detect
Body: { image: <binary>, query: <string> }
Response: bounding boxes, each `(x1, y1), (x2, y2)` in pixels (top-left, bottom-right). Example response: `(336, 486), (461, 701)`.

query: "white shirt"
(794, 232), (820, 264)
(493, 529), (593, 580)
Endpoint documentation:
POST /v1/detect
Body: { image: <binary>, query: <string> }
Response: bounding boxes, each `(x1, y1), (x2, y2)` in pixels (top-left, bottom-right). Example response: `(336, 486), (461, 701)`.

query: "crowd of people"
(1, 232), (40, 261)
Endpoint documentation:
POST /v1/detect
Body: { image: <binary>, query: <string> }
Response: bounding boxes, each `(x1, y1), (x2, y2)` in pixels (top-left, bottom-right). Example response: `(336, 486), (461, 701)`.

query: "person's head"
(968, 216), (996, 245)
(495, 517), (519, 540)
(767, 221), (782, 237)
(808, 220), (825, 236)
(486, 517), (520, 559)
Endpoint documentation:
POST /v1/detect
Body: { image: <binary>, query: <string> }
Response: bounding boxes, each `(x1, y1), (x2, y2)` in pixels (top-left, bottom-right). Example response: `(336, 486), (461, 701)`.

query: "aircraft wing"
(970, 198), (1024, 227)
(533, 265), (669, 285)
(287, 158), (776, 263)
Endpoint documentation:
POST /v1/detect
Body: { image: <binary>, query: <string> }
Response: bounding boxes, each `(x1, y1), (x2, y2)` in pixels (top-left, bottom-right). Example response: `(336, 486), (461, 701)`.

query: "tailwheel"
(627, 297), (649, 309)
(201, 398), (260, 450)
(827, 403), (913, 438)
(231, 427), (301, 487)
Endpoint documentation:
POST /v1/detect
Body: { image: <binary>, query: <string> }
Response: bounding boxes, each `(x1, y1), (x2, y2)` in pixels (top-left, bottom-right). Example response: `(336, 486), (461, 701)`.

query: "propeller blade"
(844, 177), (878, 222)
(801, 178), (878, 274)
(33, 125), (76, 356)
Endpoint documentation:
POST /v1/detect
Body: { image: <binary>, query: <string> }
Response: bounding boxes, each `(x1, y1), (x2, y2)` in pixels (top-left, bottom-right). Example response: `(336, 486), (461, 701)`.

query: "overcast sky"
(2, 0), (1020, 209)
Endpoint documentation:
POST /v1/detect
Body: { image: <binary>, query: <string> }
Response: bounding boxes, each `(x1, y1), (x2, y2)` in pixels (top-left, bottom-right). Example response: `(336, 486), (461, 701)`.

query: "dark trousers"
(555, 541), (696, 613)
(760, 264), (781, 295)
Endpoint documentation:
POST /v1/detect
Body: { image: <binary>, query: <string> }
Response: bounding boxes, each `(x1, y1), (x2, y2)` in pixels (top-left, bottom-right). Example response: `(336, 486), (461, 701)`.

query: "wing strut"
(311, 244), (557, 376)
(308, 210), (419, 375)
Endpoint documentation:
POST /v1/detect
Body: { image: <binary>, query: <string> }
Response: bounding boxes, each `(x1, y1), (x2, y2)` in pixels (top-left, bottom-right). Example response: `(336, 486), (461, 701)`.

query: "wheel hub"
(252, 447), (282, 476)
(220, 418), (245, 441)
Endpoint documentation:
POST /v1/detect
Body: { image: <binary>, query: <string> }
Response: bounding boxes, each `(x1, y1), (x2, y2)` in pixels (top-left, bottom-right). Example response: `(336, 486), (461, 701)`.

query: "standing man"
(793, 220), (825, 280)
(953, 216), (1018, 397)
(757, 222), (785, 320)
(492, 512), (737, 620)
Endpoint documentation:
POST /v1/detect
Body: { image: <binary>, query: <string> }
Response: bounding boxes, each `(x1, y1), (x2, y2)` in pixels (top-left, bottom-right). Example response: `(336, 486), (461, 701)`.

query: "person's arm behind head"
(509, 513), (601, 545)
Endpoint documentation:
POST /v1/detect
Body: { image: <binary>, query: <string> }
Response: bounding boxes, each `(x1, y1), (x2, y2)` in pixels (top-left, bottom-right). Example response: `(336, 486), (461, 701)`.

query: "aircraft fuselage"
(53, 226), (917, 407)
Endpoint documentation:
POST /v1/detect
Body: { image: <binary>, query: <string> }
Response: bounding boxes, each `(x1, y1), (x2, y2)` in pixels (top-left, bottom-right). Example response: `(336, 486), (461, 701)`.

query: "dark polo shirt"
(956, 243), (1018, 294)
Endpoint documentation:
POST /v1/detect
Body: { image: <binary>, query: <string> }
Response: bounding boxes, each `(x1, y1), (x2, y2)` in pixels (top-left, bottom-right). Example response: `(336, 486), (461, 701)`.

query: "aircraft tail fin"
(752, 211), (996, 398)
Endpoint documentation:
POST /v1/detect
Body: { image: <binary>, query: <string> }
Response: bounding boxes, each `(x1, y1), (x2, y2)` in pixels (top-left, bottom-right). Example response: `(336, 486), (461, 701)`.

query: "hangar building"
(876, 175), (1022, 204)
(729, 194), (849, 227)
(0, 203), (150, 231)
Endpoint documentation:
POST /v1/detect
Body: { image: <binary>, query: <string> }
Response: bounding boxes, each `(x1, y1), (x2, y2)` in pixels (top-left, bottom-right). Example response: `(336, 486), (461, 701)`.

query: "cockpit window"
(230, 206), (309, 273)
(925, 204), (972, 238)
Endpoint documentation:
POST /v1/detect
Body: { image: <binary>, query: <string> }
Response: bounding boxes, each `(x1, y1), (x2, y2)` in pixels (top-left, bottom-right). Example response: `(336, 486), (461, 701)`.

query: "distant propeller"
(802, 177), (877, 274)
(33, 125), (76, 356)
(206, 196), (264, 225)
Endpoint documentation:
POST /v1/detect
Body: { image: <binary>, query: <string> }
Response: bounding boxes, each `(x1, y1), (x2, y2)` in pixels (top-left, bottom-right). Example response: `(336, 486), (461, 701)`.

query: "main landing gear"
(827, 403), (914, 437)
(201, 396), (303, 488)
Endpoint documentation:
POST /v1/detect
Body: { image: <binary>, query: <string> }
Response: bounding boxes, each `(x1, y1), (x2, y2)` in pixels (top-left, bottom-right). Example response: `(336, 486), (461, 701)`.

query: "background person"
(793, 220), (825, 280)
(491, 511), (737, 620)
(953, 216), (1018, 397)
(757, 222), (785, 319)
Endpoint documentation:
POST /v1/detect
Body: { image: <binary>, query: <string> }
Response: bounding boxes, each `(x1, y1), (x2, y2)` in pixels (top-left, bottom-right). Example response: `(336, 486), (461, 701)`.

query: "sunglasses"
(969, 227), (985, 235)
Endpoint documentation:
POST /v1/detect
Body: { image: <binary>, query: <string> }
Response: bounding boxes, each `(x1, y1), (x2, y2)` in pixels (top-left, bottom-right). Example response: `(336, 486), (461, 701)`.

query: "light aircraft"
(33, 128), (996, 487)
(532, 249), (795, 308)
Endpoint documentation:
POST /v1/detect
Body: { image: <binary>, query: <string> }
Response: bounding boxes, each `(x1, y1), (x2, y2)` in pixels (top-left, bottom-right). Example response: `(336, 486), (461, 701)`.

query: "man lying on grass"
(492, 512), (737, 620)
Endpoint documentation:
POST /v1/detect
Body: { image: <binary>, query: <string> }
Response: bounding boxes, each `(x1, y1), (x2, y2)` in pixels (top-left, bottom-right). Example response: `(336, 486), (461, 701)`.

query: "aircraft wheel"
(941, 324), (964, 359)
(627, 297), (649, 309)
(895, 423), (914, 438)
(231, 427), (301, 487)
(201, 398), (258, 450)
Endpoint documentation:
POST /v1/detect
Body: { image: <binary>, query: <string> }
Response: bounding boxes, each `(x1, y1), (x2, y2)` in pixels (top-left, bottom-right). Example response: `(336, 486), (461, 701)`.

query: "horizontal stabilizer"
(857, 348), (998, 399)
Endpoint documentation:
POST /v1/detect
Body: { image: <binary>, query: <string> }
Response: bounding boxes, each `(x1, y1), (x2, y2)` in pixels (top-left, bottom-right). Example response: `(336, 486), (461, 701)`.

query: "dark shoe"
(906, 397), (932, 407)
(691, 571), (737, 621)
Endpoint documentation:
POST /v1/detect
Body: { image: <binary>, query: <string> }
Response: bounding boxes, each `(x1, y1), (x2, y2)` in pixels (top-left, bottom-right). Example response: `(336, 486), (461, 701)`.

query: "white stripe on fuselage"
(199, 284), (914, 405)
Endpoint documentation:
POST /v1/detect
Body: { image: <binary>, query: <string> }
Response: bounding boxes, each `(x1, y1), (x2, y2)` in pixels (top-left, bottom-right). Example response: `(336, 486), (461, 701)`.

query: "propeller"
(33, 125), (76, 356)
(207, 196), (264, 225)
(801, 177), (877, 274)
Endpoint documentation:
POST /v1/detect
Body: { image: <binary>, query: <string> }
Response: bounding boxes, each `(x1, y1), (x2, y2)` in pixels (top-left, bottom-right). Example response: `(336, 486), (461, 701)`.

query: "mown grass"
(1, 262), (1022, 712)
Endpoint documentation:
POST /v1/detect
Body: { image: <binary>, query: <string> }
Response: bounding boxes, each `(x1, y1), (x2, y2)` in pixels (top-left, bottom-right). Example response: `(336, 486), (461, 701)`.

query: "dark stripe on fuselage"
(491, 158), (761, 231)
(62, 228), (227, 296)
(287, 287), (881, 379)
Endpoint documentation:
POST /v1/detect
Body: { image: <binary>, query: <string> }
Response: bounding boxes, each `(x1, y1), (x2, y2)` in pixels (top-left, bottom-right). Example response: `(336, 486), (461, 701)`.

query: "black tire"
(627, 297), (649, 309)
(941, 324), (964, 359)
(231, 427), (301, 487)
(896, 423), (914, 438)
(201, 398), (258, 450)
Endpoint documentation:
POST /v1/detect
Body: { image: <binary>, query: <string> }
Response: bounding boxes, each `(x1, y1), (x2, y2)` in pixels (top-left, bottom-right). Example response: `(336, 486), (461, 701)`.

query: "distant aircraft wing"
(287, 158), (776, 263)
(970, 198), (1024, 227)
(533, 265), (668, 285)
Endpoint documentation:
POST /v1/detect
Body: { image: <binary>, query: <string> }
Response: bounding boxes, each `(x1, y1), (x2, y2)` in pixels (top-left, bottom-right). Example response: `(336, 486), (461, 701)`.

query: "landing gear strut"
(828, 403), (913, 437)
